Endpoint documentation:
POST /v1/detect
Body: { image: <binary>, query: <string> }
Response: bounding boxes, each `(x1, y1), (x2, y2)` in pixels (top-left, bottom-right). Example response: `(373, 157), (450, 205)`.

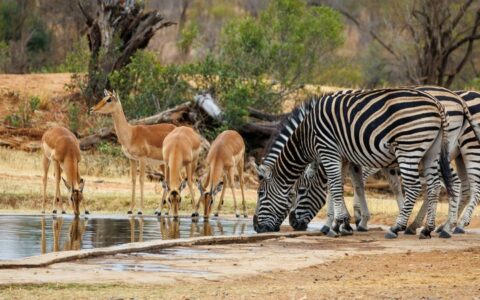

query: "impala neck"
(112, 103), (132, 146)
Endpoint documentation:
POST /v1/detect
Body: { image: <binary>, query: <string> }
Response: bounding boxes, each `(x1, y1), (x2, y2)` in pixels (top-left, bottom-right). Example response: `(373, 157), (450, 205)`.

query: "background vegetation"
(0, 0), (479, 130)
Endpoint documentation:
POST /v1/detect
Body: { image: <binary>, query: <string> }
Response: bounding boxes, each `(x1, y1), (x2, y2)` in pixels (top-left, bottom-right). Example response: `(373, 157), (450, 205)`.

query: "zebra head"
(253, 163), (291, 233)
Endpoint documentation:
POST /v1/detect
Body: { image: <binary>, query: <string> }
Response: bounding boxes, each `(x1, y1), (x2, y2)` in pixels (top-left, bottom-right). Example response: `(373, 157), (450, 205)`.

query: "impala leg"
(128, 159), (137, 214)
(156, 164), (166, 215)
(138, 159), (146, 215)
(215, 175), (227, 217)
(227, 167), (239, 218)
(237, 157), (247, 217)
(53, 161), (63, 214)
(42, 156), (50, 214)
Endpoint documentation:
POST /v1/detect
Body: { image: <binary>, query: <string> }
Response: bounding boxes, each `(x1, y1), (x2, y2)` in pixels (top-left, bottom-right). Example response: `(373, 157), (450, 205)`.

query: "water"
(0, 215), (254, 260)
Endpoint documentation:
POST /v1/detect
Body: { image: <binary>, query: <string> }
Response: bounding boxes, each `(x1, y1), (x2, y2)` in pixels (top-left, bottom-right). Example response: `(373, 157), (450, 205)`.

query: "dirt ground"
(1, 229), (480, 299)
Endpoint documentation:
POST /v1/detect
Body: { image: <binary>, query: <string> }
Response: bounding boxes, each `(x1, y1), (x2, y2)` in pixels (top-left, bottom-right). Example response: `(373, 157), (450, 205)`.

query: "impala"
(41, 126), (86, 215)
(162, 126), (201, 219)
(196, 130), (247, 218)
(91, 90), (176, 215)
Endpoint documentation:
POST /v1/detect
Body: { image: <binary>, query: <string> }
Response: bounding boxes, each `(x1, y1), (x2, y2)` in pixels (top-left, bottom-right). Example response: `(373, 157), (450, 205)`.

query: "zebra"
(402, 90), (480, 234)
(288, 87), (480, 237)
(253, 88), (453, 239)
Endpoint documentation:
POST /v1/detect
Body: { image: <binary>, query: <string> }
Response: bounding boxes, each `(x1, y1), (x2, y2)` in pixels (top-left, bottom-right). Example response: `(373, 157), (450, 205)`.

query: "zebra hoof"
(156, 211), (162, 217)
(137, 211), (143, 215)
(127, 210), (133, 215)
(357, 226), (368, 232)
(438, 230), (452, 239)
(154, 210), (159, 215)
(191, 212), (199, 218)
(235, 214), (240, 218)
(453, 227), (465, 234)
(320, 225), (331, 235)
(419, 229), (432, 239)
(41, 210), (45, 214)
(84, 210), (90, 215)
(52, 210), (57, 214)
(244, 214), (248, 218)
(384, 230), (398, 239)
(340, 225), (354, 236)
(404, 227), (417, 235)
(61, 211), (66, 214)
(327, 229), (339, 238)
(435, 225), (444, 233)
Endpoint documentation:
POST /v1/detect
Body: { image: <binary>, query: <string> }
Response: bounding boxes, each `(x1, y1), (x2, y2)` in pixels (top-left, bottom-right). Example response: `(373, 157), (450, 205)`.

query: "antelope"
(196, 130), (247, 219)
(162, 126), (201, 219)
(41, 126), (86, 216)
(91, 90), (176, 215)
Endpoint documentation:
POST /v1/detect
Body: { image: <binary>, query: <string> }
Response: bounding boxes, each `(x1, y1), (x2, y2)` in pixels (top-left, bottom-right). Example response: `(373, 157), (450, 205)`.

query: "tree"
(335, 0), (480, 87)
(78, 0), (175, 106)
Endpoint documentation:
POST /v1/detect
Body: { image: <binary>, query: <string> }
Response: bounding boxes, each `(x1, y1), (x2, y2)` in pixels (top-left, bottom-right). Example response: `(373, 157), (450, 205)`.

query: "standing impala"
(196, 130), (247, 219)
(162, 126), (201, 219)
(91, 90), (176, 215)
(41, 126), (86, 215)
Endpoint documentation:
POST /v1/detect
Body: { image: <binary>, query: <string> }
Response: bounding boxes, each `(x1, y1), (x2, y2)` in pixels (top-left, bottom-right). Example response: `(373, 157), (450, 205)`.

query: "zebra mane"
(262, 95), (322, 166)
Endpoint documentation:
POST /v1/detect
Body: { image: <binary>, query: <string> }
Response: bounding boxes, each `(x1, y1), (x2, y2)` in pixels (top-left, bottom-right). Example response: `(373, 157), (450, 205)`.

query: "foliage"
(29, 96), (40, 111)
(97, 141), (123, 157)
(0, 0), (51, 72)
(68, 102), (80, 134)
(220, 0), (344, 87)
(56, 40), (89, 73)
(4, 96), (39, 128)
(109, 51), (192, 119)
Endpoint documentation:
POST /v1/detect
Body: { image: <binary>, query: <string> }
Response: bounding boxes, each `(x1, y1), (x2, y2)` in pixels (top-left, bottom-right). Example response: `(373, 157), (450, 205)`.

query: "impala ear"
(79, 178), (85, 192)
(103, 89), (109, 97)
(62, 177), (71, 191)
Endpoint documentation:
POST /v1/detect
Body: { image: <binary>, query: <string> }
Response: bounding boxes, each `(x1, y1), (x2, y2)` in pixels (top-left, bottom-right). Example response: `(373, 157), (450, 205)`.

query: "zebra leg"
(385, 161), (421, 239)
(455, 179), (480, 234)
(349, 164), (370, 231)
(419, 163), (442, 239)
(453, 155), (477, 234)
(437, 168), (461, 237)
(323, 160), (352, 237)
(321, 193), (338, 237)
(404, 197), (427, 235)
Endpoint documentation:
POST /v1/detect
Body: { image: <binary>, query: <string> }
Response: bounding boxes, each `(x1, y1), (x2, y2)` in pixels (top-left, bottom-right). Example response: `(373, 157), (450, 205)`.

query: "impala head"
(168, 180), (188, 219)
(253, 162), (290, 233)
(90, 90), (120, 114)
(197, 179), (223, 218)
(62, 178), (85, 216)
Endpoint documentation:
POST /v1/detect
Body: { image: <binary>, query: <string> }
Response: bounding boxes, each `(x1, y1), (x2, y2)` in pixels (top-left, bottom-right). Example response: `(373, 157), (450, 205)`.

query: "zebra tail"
(461, 99), (480, 142)
(438, 104), (454, 198)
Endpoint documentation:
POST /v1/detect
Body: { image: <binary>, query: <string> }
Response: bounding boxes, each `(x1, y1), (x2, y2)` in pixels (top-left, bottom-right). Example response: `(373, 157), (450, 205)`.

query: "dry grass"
(0, 147), (477, 222)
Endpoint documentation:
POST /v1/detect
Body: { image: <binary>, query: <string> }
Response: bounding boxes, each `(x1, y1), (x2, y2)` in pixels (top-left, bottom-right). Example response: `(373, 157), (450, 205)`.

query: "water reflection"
(0, 215), (254, 260)
(40, 216), (88, 253)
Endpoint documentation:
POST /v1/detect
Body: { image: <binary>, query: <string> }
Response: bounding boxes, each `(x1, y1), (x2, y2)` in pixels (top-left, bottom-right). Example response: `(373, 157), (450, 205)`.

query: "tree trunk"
(78, 0), (175, 107)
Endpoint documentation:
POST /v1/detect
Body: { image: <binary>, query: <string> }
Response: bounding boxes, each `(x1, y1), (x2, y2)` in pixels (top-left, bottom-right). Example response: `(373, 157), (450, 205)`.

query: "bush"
(109, 51), (192, 119)
(68, 102), (80, 134)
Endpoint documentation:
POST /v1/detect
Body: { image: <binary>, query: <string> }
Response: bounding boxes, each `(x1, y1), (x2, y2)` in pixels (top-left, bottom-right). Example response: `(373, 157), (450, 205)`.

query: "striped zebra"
(253, 88), (453, 239)
(289, 87), (480, 237)
(402, 90), (480, 234)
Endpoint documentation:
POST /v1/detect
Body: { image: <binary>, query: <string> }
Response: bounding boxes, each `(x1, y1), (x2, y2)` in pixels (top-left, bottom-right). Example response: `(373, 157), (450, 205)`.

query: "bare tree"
(78, 0), (175, 106)
(332, 0), (480, 87)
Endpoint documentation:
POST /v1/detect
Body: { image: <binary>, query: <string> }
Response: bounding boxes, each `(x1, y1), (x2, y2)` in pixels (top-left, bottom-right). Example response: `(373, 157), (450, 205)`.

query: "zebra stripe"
(289, 87), (477, 237)
(254, 88), (452, 239)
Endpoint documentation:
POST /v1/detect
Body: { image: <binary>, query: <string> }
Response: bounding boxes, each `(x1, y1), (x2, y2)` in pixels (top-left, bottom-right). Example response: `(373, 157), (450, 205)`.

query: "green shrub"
(109, 50), (192, 119)
(29, 96), (40, 111)
(68, 102), (80, 133)
(97, 141), (123, 157)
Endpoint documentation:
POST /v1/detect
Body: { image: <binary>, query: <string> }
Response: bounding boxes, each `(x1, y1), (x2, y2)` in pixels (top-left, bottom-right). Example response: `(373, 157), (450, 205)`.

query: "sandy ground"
(1, 229), (480, 299)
